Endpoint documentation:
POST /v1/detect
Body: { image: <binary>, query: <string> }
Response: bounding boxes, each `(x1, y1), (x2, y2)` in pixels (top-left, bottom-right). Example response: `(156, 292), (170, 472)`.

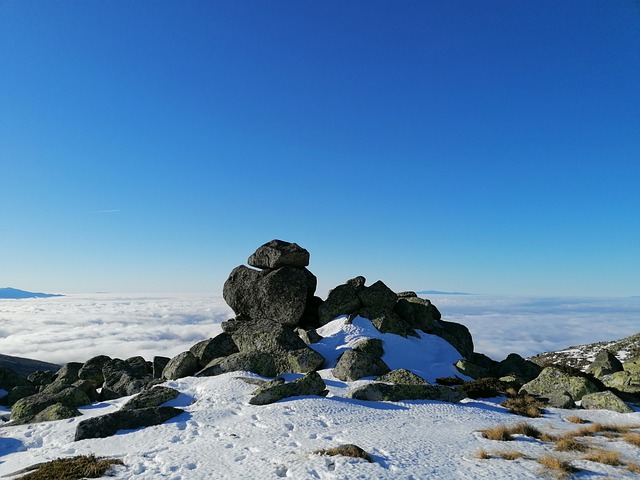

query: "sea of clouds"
(0, 293), (638, 366)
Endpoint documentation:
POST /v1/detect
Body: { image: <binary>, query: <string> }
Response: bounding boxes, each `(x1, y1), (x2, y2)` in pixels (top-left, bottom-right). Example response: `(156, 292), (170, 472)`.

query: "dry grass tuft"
(554, 437), (587, 452)
(510, 422), (544, 439)
(480, 422), (557, 442)
(313, 444), (373, 463)
(623, 432), (640, 448)
(582, 448), (622, 466)
(474, 449), (525, 461)
(496, 450), (526, 460)
(565, 416), (588, 424)
(460, 378), (513, 399)
(16, 455), (123, 480)
(475, 448), (491, 459)
(537, 454), (576, 476)
(592, 423), (637, 435)
(480, 425), (513, 442)
(480, 425), (513, 441)
(628, 461), (640, 473)
(501, 394), (544, 418)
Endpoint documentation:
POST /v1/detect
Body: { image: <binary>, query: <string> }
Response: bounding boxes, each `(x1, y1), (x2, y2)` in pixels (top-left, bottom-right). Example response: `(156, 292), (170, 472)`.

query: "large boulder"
(162, 351), (199, 380)
(495, 353), (542, 383)
(74, 406), (184, 441)
(248, 240), (310, 269)
(78, 355), (112, 389)
(581, 390), (633, 414)
(0, 366), (30, 392)
(586, 350), (624, 379)
(121, 386), (181, 411)
(393, 297), (439, 332)
(190, 333), (238, 369)
(152, 356), (170, 379)
(11, 387), (91, 424)
(431, 320), (474, 359)
(519, 366), (599, 401)
(377, 369), (429, 385)
(197, 352), (278, 378)
(223, 265), (314, 327)
(358, 280), (397, 310)
(601, 370), (640, 394)
(623, 358), (640, 375)
(54, 362), (83, 385)
(333, 349), (390, 382)
(318, 278), (364, 326)
(31, 403), (81, 423)
(348, 383), (464, 403)
(359, 308), (417, 338)
(101, 358), (153, 401)
(249, 372), (327, 405)
(224, 317), (324, 374)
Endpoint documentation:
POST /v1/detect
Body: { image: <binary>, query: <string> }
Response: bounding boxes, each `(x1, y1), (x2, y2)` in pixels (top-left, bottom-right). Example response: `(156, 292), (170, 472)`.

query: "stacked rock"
(223, 240), (320, 327)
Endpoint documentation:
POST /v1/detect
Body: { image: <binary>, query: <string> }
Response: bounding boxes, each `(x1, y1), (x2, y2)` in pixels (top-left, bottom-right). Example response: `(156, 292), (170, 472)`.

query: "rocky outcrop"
(223, 240), (317, 327)
(190, 333), (238, 369)
(162, 352), (199, 380)
(249, 372), (327, 405)
(585, 350), (624, 379)
(197, 352), (278, 378)
(248, 239), (310, 269)
(495, 353), (542, 383)
(519, 366), (599, 402)
(581, 390), (633, 413)
(121, 386), (181, 411)
(377, 369), (429, 385)
(348, 383), (464, 402)
(78, 355), (112, 389)
(101, 358), (154, 401)
(332, 338), (390, 382)
(529, 333), (640, 371)
(10, 386), (90, 424)
(31, 403), (81, 423)
(601, 370), (640, 394)
(221, 317), (324, 375)
(74, 406), (184, 441)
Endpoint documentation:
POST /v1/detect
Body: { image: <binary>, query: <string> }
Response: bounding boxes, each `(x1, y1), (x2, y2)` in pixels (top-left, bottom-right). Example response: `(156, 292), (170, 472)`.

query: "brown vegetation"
(564, 416), (588, 424)
(537, 454), (576, 476)
(16, 455), (123, 480)
(582, 448), (622, 466)
(313, 444), (373, 463)
(554, 437), (587, 452)
(501, 393), (544, 418)
(623, 432), (640, 447)
(479, 424), (513, 441)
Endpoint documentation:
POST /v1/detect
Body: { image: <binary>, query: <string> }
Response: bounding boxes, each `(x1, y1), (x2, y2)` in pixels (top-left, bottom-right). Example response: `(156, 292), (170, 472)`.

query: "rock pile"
(1, 239), (638, 439)
(223, 240), (321, 328)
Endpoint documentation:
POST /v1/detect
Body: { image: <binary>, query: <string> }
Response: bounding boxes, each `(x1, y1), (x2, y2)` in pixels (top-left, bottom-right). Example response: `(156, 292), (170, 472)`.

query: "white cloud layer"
(0, 293), (638, 365)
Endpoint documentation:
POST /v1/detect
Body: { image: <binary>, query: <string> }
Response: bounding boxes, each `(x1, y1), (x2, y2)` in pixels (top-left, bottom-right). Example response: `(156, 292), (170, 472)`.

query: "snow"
(0, 295), (639, 478)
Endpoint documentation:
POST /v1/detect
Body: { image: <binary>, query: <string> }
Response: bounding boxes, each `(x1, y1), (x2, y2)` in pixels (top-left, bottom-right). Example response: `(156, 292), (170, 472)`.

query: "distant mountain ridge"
(528, 332), (640, 370)
(0, 287), (63, 299)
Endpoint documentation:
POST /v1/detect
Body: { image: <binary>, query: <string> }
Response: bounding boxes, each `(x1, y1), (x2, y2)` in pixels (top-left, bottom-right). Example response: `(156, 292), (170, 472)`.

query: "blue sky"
(1, 1), (639, 296)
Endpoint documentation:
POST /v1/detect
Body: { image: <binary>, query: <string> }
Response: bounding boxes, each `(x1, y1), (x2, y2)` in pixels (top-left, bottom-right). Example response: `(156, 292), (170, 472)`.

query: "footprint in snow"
(274, 465), (288, 477)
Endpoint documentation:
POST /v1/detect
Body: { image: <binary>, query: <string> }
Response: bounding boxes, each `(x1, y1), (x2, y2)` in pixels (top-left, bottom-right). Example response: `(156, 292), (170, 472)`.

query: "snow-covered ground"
(0, 294), (639, 479)
(0, 315), (638, 479)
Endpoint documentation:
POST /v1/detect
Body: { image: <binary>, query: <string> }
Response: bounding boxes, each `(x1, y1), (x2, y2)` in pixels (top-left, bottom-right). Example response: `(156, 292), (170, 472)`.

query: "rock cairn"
(1, 239), (638, 438)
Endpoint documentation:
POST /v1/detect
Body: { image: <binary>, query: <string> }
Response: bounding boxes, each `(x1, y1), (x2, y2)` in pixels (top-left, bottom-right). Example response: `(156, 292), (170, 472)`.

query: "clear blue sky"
(1, 1), (639, 296)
